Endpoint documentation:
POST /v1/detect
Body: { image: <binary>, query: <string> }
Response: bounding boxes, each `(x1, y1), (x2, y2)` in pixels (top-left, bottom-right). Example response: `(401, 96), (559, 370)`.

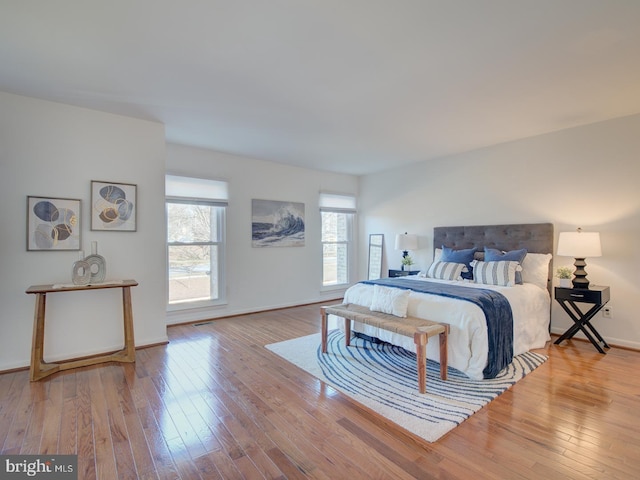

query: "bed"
(341, 223), (554, 380)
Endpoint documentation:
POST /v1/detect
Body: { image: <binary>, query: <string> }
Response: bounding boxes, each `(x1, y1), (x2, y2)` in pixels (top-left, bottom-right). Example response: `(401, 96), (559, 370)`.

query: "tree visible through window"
(165, 174), (228, 308)
(167, 201), (224, 304)
(322, 211), (352, 286)
(320, 193), (356, 287)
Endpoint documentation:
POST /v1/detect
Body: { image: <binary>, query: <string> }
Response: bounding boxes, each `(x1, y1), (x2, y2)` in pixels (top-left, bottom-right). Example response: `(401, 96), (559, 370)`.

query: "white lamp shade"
(557, 231), (602, 258)
(395, 233), (418, 251)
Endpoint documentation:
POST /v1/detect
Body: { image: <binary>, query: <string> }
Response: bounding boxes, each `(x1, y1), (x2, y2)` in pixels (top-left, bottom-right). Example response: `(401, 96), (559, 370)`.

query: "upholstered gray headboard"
(433, 223), (554, 294)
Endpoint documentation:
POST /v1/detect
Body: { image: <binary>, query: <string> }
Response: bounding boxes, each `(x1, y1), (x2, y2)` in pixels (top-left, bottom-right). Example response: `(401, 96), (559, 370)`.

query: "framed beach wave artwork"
(91, 180), (137, 231)
(252, 199), (305, 247)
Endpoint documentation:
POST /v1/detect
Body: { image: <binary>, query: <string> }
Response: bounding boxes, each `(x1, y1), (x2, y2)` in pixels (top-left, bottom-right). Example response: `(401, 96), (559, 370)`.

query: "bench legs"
(344, 317), (351, 347)
(414, 333), (428, 394)
(321, 306), (449, 394)
(414, 326), (449, 393)
(322, 307), (353, 351)
(439, 326), (449, 381)
(321, 307), (328, 353)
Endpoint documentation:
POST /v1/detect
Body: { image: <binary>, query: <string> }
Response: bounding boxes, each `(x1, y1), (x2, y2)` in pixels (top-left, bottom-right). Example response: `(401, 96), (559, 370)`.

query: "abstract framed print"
(91, 180), (137, 231)
(27, 196), (81, 251)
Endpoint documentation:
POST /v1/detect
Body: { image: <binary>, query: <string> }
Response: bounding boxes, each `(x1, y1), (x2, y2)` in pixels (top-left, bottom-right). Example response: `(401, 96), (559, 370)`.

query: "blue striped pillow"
(427, 261), (466, 281)
(484, 247), (527, 284)
(473, 260), (521, 287)
(441, 246), (477, 280)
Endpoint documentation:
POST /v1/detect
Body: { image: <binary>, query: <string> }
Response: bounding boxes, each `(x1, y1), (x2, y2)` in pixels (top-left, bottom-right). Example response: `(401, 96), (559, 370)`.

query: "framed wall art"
(251, 199), (305, 247)
(91, 180), (137, 231)
(27, 196), (82, 251)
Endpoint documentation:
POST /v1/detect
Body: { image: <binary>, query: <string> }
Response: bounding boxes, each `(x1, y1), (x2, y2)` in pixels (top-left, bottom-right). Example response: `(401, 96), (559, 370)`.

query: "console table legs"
(28, 283), (137, 381)
(122, 285), (136, 362)
(30, 293), (56, 381)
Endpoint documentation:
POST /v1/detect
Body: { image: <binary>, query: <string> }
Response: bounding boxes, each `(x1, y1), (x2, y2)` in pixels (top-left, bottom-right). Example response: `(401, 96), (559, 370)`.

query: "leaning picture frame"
(91, 180), (137, 231)
(27, 196), (82, 251)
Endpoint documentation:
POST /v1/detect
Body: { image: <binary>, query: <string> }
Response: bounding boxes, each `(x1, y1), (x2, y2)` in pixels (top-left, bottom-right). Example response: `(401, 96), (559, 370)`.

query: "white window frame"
(166, 175), (227, 311)
(320, 193), (357, 290)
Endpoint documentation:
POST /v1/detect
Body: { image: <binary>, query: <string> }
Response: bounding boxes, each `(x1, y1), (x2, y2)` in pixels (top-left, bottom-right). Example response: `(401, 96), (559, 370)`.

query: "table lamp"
(395, 232), (418, 269)
(556, 228), (602, 289)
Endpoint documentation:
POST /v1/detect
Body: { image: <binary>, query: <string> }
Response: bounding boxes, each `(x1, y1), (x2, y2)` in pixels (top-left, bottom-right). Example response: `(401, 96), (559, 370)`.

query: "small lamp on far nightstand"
(395, 232), (418, 269)
(557, 228), (602, 289)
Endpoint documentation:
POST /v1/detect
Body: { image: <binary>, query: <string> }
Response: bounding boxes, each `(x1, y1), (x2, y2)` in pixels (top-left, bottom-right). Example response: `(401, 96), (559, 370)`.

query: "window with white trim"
(320, 193), (356, 287)
(166, 175), (227, 308)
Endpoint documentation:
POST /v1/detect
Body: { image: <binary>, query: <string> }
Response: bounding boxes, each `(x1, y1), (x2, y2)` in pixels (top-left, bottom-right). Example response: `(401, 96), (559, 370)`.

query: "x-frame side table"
(554, 285), (610, 354)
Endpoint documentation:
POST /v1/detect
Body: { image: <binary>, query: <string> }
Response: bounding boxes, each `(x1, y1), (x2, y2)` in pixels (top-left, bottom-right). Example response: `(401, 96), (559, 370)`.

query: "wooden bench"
(321, 303), (449, 394)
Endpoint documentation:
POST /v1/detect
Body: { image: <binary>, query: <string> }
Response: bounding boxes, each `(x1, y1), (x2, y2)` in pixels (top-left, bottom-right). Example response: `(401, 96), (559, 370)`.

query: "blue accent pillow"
(484, 247), (527, 284)
(441, 246), (477, 280)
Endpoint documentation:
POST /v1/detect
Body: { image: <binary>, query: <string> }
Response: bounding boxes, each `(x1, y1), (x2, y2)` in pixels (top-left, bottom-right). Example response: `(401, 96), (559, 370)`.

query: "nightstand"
(388, 269), (419, 278)
(554, 285), (610, 353)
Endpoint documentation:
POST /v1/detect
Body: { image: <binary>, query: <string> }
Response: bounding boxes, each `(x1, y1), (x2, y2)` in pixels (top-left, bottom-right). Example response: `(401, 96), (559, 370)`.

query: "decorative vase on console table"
(72, 251), (91, 285)
(85, 241), (106, 283)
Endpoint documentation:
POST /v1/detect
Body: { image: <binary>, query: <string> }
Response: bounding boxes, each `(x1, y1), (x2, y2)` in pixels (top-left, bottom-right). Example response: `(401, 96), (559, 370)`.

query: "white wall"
(3, 89), (636, 371)
(359, 114), (640, 349)
(0, 92), (168, 370)
(165, 143), (359, 324)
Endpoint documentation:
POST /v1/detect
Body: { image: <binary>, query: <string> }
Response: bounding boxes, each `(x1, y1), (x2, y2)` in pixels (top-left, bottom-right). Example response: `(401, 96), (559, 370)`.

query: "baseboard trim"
(0, 338), (170, 376)
(168, 297), (345, 328)
(550, 332), (640, 352)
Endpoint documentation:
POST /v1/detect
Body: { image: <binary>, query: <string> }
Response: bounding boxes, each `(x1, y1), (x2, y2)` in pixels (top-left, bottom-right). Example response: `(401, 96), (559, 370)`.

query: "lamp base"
(571, 257), (590, 289)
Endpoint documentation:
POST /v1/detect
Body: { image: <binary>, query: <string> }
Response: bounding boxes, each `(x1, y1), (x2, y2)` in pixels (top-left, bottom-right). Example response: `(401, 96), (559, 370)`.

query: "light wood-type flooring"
(1, 302), (638, 479)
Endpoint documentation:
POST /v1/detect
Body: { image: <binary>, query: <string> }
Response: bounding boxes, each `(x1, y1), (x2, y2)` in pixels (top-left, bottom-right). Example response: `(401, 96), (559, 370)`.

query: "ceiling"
(2, 1), (640, 176)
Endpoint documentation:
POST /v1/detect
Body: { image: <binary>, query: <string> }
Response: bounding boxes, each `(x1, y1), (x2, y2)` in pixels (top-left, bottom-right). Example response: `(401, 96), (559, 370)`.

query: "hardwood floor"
(1, 302), (639, 479)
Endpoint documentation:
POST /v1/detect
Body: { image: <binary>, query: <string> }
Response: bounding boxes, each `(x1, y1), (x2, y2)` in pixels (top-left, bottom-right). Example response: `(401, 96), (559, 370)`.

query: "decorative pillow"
(473, 260), (522, 287)
(521, 252), (553, 290)
(427, 261), (466, 281)
(441, 246), (477, 280)
(421, 248), (443, 277)
(484, 247), (527, 284)
(370, 285), (410, 317)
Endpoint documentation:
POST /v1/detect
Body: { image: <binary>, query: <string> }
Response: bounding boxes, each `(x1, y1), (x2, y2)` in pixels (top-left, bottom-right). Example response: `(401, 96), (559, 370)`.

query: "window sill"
(320, 283), (351, 294)
(166, 301), (229, 325)
(167, 298), (227, 312)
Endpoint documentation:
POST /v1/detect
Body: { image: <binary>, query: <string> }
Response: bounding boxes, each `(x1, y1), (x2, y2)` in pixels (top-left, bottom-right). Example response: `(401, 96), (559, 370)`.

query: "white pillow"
(521, 253), (552, 290)
(370, 285), (410, 317)
(473, 260), (521, 287)
(427, 261), (466, 281)
(418, 248), (442, 278)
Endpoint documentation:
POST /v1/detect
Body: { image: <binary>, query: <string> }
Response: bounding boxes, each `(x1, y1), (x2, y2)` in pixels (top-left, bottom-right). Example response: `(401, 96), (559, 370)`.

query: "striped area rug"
(266, 330), (547, 442)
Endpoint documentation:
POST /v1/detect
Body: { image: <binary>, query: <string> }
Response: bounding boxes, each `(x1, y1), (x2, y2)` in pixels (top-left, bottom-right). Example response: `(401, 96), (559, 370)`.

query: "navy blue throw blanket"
(361, 278), (513, 378)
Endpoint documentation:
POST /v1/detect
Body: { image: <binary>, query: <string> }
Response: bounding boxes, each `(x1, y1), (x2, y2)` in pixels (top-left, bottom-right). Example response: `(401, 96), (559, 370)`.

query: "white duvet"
(341, 277), (550, 380)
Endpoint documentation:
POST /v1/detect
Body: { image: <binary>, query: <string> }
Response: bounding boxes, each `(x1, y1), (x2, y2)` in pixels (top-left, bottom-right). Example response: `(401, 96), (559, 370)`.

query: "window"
(166, 175), (227, 307)
(320, 193), (356, 287)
